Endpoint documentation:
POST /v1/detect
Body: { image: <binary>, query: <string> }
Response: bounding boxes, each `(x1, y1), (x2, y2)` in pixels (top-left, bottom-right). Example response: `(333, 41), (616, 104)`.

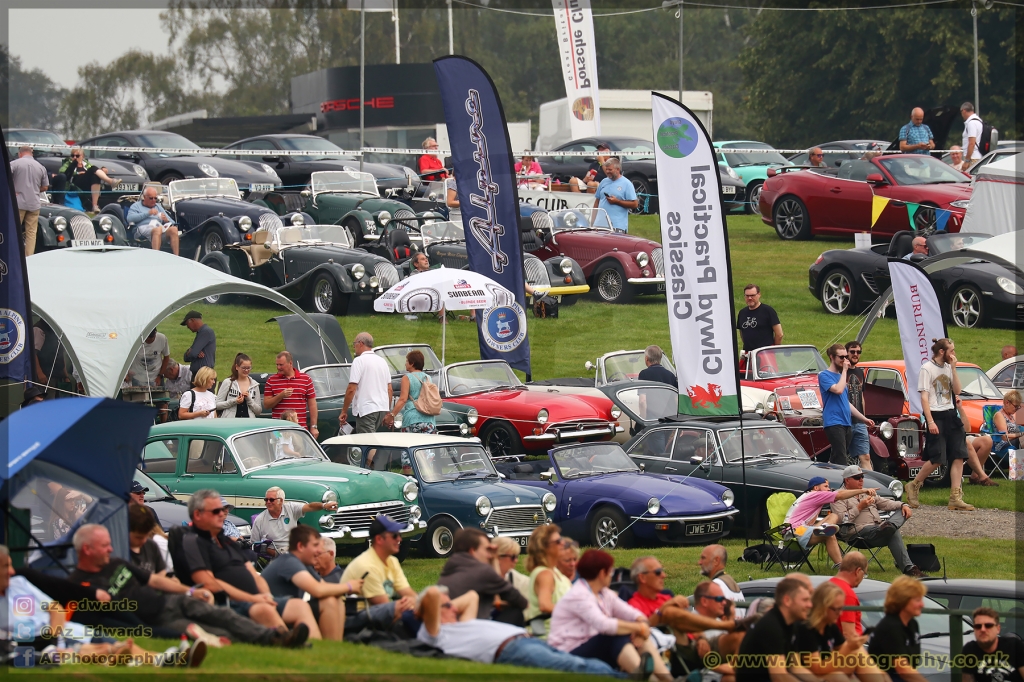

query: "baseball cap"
(369, 514), (405, 538)
(220, 497), (235, 512)
(130, 480), (149, 494)
(806, 476), (828, 491)
(180, 310), (203, 326)
(841, 465), (864, 479)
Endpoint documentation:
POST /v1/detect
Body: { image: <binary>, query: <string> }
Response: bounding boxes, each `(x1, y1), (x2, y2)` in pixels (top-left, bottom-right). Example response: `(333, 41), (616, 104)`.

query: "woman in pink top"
(548, 550), (672, 680)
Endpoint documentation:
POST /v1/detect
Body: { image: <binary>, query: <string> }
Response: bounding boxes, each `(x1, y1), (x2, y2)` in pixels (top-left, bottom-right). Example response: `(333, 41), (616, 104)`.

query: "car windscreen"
(855, 591), (971, 637)
(377, 346), (441, 374)
(134, 132), (201, 157)
(754, 347), (826, 379)
(616, 386), (678, 421)
(8, 130), (67, 146)
(878, 156), (969, 185)
(413, 444), (495, 482)
(445, 362), (520, 396)
(134, 468), (174, 502)
(718, 426), (809, 463)
(553, 443), (638, 478)
(928, 232), (993, 254)
(232, 428), (325, 470)
(548, 208), (613, 232)
(422, 221), (464, 245)
(958, 366), (1004, 400)
(306, 366), (351, 398)
(169, 178), (241, 202)
(605, 353), (676, 382)
(720, 142), (789, 166)
(301, 225), (352, 247)
(279, 137), (356, 161)
(612, 140), (655, 160)
(311, 171), (378, 196)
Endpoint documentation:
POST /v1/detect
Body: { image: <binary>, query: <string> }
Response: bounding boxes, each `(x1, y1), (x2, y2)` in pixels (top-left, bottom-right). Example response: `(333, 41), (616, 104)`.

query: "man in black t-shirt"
(69, 523), (309, 648)
(868, 576), (926, 682)
(637, 345), (678, 387)
(735, 577), (813, 681)
(128, 503), (166, 575)
(845, 341), (873, 471)
(963, 607), (1024, 682)
(736, 284), (783, 352)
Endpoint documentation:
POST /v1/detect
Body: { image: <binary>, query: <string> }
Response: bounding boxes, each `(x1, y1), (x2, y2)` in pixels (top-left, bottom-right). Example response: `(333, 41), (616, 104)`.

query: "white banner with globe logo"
(552, 0), (601, 140)
(652, 93), (740, 416)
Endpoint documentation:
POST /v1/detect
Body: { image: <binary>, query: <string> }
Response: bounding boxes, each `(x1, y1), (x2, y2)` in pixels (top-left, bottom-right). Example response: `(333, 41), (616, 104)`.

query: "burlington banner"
(889, 260), (947, 415)
(433, 55), (531, 375)
(0, 128), (32, 384)
(552, 0), (601, 140)
(651, 93), (740, 415)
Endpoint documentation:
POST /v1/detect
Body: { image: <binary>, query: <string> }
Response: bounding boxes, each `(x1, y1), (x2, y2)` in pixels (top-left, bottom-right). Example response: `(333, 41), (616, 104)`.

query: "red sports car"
(438, 359), (623, 457)
(758, 155), (972, 240)
(521, 207), (664, 304)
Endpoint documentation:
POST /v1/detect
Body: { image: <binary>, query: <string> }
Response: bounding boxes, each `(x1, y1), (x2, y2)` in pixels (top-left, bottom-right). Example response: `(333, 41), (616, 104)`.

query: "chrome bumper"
(626, 276), (666, 285)
(322, 520), (427, 544)
(523, 423), (621, 442)
(630, 509), (739, 523)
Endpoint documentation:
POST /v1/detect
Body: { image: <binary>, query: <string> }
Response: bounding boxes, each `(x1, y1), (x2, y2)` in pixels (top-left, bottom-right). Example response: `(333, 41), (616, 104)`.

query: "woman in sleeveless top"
(216, 353), (262, 418)
(388, 349), (436, 434)
(970, 389), (1021, 483)
(523, 524), (571, 632)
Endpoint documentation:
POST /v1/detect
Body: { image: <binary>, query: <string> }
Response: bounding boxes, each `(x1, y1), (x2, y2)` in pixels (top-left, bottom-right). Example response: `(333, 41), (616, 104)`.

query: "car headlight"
(369, 276), (380, 289)
(351, 263), (365, 280)
(611, 408), (622, 420)
(322, 490), (338, 504)
(537, 408), (549, 424)
(888, 480), (904, 499)
(261, 163), (276, 175)
(98, 215), (113, 232)
(467, 408), (479, 425)
(475, 495), (492, 517)
(377, 210), (391, 226)
(290, 213), (305, 226)
(542, 492), (557, 512)
(997, 277), (1024, 295)
(635, 252), (649, 268)
(950, 199), (971, 209)
(459, 422), (470, 436)
(879, 422), (894, 439)
(721, 489), (735, 507)
(726, 165), (740, 180)
(409, 504), (422, 523)
(647, 497), (661, 515)
(559, 257), (573, 275)
(403, 480), (419, 502)
(132, 164), (146, 177)
(897, 443), (907, 456)
(319, 514), (335, 530)
(563, 212), (578, 228)
(198, 163), (219, 177)
(53, 216), (66, 231)
(238, 216), (252, 231)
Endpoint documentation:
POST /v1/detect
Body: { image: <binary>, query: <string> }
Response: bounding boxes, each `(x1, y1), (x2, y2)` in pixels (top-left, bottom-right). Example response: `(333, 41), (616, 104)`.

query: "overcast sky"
(9, 8), (171, 89)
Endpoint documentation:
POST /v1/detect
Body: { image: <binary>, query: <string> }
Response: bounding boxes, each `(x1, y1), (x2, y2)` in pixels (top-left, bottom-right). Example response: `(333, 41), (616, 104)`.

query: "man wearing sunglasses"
(961, 607), (1024, 682)
(250, 487), (337, 556)
(807, 147), (826, 168)
(844, 341), (873, 471)
(820, 343), (876, 466)
(56, 147), (121, 214)
(829, 465), (922, 578)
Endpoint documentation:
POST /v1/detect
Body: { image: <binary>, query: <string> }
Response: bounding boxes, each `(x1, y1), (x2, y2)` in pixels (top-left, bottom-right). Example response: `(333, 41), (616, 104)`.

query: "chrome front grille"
(652, 248), (664, 277)
(861, 272), (879, 295)
(259, 213), (283, 234)
(531, 212), (554, 229)
(523, 256), (550, 288)
(484, 505), (545, 533)
(550, 420), (613, 435)
(393, 209), (417, 230)
(374, 262), (400, 290)
(897, 421), (921, 455)
(70, 215), (96, 241)
(326, 501), (410, 534)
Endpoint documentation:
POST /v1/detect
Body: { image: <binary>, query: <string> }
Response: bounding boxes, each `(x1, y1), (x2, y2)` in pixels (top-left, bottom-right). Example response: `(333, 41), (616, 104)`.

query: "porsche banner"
(552, 0), (601, 139)
(0, 128), (33, 384)
(434, 56), (531, 375)
(888, 260), (947, 415)
(651, 93), (740, 415)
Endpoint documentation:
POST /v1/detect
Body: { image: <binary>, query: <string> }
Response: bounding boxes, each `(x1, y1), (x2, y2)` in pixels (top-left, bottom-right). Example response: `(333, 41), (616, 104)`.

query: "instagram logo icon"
(13, 596), (35, 616)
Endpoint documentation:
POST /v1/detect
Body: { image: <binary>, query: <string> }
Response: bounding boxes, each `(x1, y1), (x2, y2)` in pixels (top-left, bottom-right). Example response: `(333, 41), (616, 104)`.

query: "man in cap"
(828, 465), (922, 577)
(340, 515), (417, 629)
(784, 476), (872, 570)
(181, 311), (216, 375)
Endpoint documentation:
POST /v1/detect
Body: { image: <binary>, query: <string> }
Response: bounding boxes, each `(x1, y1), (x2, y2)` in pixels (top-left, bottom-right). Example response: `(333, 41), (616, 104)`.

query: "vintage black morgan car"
(34, 201), (129, 252)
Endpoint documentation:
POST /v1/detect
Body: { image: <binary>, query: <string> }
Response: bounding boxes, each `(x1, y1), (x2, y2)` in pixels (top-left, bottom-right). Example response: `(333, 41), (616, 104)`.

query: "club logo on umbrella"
(453, 279), (472, 289)
(0, 308), (27, 365)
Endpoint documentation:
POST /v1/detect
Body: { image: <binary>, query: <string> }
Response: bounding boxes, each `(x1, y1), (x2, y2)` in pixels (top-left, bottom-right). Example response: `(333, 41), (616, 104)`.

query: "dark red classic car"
(758, 155), (971, 240)
(438, 359), (623, 457)
(519, 207), (664, 304)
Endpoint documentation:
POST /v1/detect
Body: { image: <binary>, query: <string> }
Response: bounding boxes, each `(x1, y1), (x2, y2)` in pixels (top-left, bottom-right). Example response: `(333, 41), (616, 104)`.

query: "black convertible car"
(809, 230), (1023, 328)
(78, 129), (281, 191)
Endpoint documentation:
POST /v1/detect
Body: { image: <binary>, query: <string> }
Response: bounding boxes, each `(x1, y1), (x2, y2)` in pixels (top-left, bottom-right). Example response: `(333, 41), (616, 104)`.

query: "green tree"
(3, 46), (68, 131)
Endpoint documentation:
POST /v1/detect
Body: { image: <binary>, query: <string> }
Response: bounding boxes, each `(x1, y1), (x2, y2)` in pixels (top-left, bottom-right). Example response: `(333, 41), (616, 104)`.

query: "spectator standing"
(129, 329), (171, 387)
(127, 186), (180, 255)
(807, 147), (826, 167)
(820, 343), (876, 466)
(493, 536), (530, 597)
(445, 177), (459, 209)
(438, 528), (528, 624)
(56, 147), (121, 213)
(386, 350), (436, 434)
(523, 524), (572, 629)
(418, 137), (447, 182)
(959, 102), (984, 171)
(557, 538), (580, 582)
(902, 236), (929, 260)
(569, 143), (610, 193)
(868, 576), (928, 682)
(339, 515), (419, 631)
(830, 552), (868, 638)
(263, 351), (317, 435)
(181, 311), (216, 375)
(734, 577), (813, 681)
(216, 353), (262, 419)
(736, 284), (783, 352)
(637, 345), (677, 387)
(313, 537), (344, 583)
(899, 108), (935, 155)
(785, 476), (870, 569)
(698, 544), (745, 607)
(251, 487), (337, 555)
(905, 338), (975, 511)
(948, 145), (964, 168)
(961, 607), (1024, 682)
(11, 144), (49, 256)
(845, 340), (872, 471)
(592, 157), (638, 232)
(178, 367), (218, 420)
(796, 581), (884, 680)
(340, 333), (392, 434)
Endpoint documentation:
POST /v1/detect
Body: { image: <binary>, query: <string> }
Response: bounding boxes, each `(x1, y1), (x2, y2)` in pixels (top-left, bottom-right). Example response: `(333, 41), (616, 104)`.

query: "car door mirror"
(585, 361), (595, 371)
(117, 152), (138, 161)
(689, 454), (705, 465)
(866, 173), (886, 185)
(638, 462), (645, 472)
(539, 467), (556, 484)
(262, 155), (282, 163)
(583, 156), (595, 163)
(300, 189), (311, 198)
(767, 168), (777, 178)
(498, 472), (506, 479)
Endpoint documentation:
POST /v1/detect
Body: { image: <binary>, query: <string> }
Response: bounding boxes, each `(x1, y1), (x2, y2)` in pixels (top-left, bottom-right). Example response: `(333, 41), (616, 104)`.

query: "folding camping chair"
(980, 404), (1010, 479)
(838, 521), (896, 573)
(761, 492), (816, 574)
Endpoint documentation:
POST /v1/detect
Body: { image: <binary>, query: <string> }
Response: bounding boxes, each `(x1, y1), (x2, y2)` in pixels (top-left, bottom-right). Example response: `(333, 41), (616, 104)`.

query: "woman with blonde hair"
(557, 538), (580, 582)
(178, 366), (217, 420)
(868, 575), (929, 682)
(797, 581), (885, 680)
(523, 524), (571, 633)
(493, 536), (530, 597)
(216, 353), (262, 418)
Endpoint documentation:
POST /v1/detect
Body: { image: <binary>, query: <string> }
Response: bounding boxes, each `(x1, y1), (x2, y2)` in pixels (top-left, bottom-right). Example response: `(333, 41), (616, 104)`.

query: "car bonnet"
(568, 471), (729, 513)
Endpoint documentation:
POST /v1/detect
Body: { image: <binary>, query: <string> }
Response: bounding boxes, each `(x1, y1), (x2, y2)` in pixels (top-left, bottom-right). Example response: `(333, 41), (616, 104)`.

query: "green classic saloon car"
(141, 419), (427, 546)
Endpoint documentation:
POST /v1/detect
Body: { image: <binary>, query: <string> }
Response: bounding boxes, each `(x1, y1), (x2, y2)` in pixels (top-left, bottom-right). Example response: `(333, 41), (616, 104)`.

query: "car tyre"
(627, 175), (651, 214)
(310, 273), (347, 316)
(913, 203), (938, 235)
(201, 229), (225, 258)
(160, 171), (185, 185)
(481, 421), (523, 458)
(201, 258), (235, 305)
(421, 517), (459, 559)
(589, 506), (632, 550)
(559, 294), (579, 307)
(745, 180), (765, 215)
(820, 268), (855, 315)
(593, 262), (634, 304)
(773, 196), (811, 240)
(949, 284), (984, 328)
(343, 218), (365, 249)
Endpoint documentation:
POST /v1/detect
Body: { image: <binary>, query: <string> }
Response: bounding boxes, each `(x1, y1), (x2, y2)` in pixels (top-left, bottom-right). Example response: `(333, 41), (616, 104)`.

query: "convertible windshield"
(958, 366), (1003, 399)
(604, 352), (676, 383)
(8, 130), (67, 146)
(300, 224), (352, 247)
(554, 443), (638, 478)
(280, 137), (356, 161)
(168, 178), (241, 203)
(878, 156), (969, 185)
(311, 171), (379, 197)
(233, 428), (325, 470)
(616, 386), (679, 421)
(548, 208), (613, 232)
(753, 347), (826, 379)
(134, 132), (201, 156)
(928, 232), (992, 254)
(376, 346), (441, 374)
(773, 386), (823, 412)
(720, 142), (789, 167)
(307, 365), (351, 398)
(718, 426), (809, 463)
(414, 444), (496, 483)
(421, 221), (464, 245)
(445, 361), (521, 396)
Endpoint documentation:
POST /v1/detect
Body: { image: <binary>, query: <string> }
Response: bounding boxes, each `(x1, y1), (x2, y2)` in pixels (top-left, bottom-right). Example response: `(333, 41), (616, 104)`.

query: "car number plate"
(250, 183), (275, 192)
(70, 240), (104, 247)
(796, 389), (821, 410)
(117, 183), (139, 192)
(657, 282), (666, 292)
(686, 521), (723, 536)
(722, 186), (736, 195)
(908, 467), (943, 479)
(517, 536), (529, 548)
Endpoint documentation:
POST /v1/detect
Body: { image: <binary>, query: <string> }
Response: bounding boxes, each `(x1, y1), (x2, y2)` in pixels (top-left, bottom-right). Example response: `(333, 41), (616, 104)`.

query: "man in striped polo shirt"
(264, 351), (319, 438)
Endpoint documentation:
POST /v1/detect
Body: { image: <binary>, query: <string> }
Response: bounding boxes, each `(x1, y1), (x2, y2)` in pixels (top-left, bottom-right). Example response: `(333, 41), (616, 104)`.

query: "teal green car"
(714, 141), (792, 214)
(141, 419), (427, 545)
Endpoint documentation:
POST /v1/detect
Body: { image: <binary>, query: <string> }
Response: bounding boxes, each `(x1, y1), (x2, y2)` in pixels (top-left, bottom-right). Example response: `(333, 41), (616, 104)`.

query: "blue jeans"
(497, 637), (624, 677)
(850, 423), (870, 458)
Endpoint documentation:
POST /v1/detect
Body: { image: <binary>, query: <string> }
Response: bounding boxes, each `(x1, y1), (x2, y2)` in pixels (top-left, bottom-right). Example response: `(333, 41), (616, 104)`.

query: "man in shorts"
(126, 186), (180, 255)
(845, 341), (872, 470)
(905, 338), (975, 511)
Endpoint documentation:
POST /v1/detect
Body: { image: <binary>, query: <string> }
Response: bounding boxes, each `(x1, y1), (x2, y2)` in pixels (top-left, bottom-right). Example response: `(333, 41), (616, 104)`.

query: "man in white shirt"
(251, 487), (337, 555)
(129, 329), (171, 386)
(339, 332), (393, 434)
(959, 102), (984, 171)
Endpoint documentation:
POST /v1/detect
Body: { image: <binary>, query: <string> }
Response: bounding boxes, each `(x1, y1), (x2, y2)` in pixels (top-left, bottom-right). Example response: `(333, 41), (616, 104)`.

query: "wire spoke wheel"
(203, 230), (224, 255)
(597, 267), (623, 301)
(314, 278), (334, 314)
(821, 271), (852, 314)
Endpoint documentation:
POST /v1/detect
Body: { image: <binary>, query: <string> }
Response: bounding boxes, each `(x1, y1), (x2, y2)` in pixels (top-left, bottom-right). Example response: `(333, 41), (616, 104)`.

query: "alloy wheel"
(950, 288), (982, 328)
(821, 271), (852, 314)
(775, 199), (805, 239)
(595, 516), (620, 549)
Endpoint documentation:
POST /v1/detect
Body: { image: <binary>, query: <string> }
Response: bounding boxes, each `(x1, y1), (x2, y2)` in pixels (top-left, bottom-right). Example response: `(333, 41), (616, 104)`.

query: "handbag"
(412, 374), (443, 416)
(1009, 449), (1024, 480)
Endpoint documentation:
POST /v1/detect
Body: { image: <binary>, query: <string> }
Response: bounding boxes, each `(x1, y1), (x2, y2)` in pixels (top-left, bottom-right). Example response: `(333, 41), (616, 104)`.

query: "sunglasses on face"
(974, 622), (997, 630)
(441, 602), (454, 610)
(848, 349), (861, 355)
(850, 474), (865, 481)
(811, 153), (823, 157)
(72, 154), (83, 159)
(205, 507), (228, 516)
(264, 497), (282, 503)
(644, 568), (666, 576)
(701, 595), (728, 603)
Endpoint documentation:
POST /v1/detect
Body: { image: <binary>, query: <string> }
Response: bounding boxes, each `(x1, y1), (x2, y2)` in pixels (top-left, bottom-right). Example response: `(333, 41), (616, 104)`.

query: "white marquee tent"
(960, 152), (1023, 237)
